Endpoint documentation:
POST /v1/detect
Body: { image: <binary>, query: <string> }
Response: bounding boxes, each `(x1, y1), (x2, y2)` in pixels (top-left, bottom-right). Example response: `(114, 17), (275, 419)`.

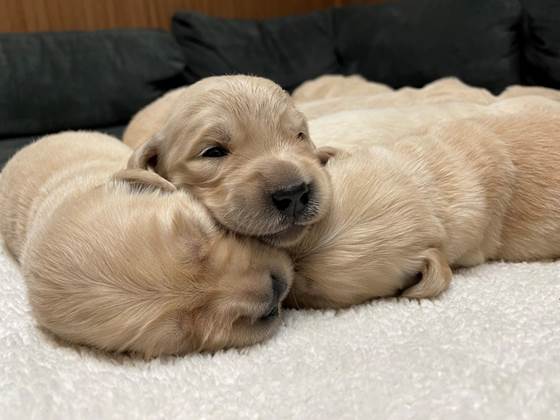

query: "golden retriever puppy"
(298, 77), (495, 120)
(499, 84), (560, 102)
(0, 132), (293, 357)
(291, 74), (392, 103)
(308, 100), (494, 150)
(124, 75), (332, 247)
(124, 87), (185, 150)
(286, 97), (560, 308)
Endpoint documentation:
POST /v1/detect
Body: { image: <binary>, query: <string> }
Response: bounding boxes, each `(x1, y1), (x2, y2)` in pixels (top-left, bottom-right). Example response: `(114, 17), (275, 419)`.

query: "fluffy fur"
(291, 74), (392, 103)
(0, 132), (293, 357)
(294, 76), (560, 121)
(296, 77), (495, 119)
(287, 96), (560, 308)
(123, 75), (332, 247)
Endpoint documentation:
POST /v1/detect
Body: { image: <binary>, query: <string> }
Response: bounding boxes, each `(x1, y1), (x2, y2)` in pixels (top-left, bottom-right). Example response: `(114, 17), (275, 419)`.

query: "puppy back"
(0, 131), (130, 259)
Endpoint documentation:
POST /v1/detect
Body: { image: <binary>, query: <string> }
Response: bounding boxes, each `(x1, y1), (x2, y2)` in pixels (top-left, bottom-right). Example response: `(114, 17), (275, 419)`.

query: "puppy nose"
(271, 183), (310, 217)
(259, 274), (287, 322)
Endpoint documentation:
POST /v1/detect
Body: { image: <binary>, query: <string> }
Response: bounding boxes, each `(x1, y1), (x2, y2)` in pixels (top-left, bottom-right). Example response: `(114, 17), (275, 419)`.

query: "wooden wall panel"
(0, 0), (388, 33)
(334, 0), (387, 4)
(0, 0), (329, 32)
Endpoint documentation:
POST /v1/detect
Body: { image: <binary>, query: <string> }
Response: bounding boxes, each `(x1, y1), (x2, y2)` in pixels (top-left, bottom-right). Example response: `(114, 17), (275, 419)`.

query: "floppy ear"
(127, 133), (163, 170)
(112, 169), (176, 193)
(316, 146), (342, 165)
(401, 248), (452, 299)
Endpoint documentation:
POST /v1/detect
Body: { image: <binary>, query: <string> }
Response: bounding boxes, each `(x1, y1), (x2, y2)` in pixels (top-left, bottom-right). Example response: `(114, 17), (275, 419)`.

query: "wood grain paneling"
(0, 0), (323, 32)
(0, 0), (387, 33)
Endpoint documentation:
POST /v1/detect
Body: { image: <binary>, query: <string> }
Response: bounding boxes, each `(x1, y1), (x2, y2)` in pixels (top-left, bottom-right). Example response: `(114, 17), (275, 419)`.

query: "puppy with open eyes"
(123, 75), (333, 247)
(0, 132), (293, 357)
(286, 96), (560, 308)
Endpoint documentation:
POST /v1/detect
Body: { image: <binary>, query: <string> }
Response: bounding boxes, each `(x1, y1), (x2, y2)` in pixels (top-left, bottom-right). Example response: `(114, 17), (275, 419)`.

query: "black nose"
(259, 274), (287, 322)
(271, 183), (311, 217)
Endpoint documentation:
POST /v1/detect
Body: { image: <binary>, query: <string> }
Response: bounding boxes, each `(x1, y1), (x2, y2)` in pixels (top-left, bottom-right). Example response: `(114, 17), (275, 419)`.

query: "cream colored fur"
(0, 132), (293, 357)
(124, 87), (185, 150)
(297, 77), (495, 119)
(120, 75), (560, 310)
(287, 96), (560, 308)
(500, 85), (560, 102)
(124, 75), (332, 247)
(303, 79), (560, 151)
(291, 74), (392, 103)
(307, 101), (492, 150)
(294, 76), (560, 121)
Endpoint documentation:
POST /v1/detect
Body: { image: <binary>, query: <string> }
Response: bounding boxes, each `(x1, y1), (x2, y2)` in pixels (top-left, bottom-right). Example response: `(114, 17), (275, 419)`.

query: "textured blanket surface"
(1, 241), (559, 420)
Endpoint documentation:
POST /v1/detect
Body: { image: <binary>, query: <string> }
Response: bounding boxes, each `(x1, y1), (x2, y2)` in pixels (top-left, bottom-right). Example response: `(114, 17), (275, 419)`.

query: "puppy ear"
(401, 248), (452, 299)
(316, 146), (342, 165)
(113, 169), (176, 193)
(127, 133), (163, 170)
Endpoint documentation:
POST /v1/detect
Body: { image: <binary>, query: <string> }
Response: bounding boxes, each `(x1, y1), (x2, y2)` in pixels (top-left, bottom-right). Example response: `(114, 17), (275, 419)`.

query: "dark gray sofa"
(1, 0), (559, 167)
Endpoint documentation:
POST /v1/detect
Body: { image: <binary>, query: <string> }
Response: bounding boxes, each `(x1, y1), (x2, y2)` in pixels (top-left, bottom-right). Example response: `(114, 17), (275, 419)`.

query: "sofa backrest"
(0, 29), (184, 139)
(520, 0), (560, 89)
(172, 0), (559, 95)
(172, 10), (339, 92)
(332, 0), (523, 94)
(1, 0), (559, 142)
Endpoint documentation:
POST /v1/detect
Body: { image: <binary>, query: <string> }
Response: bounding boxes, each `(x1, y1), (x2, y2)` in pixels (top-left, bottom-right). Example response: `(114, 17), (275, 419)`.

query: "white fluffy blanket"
(2, 78), (560, 418)
(1, 240), (559, 419)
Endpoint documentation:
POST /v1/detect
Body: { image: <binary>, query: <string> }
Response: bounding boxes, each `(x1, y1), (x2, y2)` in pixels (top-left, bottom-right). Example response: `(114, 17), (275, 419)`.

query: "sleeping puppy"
(297, 77), (495, 120)
(307, 101), (492, 151)
(286, 97), (560, 308)
(500, 85), (560, 102)
(123, 75), (332, 247)
(290, 74), (392, 103)
(0, 132), (293, 357)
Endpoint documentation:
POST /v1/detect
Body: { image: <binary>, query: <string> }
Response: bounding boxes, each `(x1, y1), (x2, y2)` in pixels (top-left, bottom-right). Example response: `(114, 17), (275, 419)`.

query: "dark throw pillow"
(333, 0), (523, 93)
(521, 0), (560, 88)
(171, 10), (340, 92)
(0, 29), (185, 138)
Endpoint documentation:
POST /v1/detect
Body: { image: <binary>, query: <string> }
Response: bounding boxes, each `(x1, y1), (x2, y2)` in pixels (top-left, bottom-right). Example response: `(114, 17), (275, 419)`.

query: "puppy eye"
(201, 146), (229, 158)
(297, 132), (307, 141)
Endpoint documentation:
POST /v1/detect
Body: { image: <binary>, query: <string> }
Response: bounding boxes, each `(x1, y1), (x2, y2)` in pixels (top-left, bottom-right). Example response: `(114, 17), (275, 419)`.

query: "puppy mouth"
(258, 305), (280, 322)
(235, 306), (281, 332)
(260, 223), (307, 246)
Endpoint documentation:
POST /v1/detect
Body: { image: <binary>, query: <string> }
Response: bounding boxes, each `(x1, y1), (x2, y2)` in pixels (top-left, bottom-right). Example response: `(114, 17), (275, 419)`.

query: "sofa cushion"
(0, 30), (185, 139)
(521, 0), (560, 88)
(171, 10), (339, 92)
(333, 0), (522, 93)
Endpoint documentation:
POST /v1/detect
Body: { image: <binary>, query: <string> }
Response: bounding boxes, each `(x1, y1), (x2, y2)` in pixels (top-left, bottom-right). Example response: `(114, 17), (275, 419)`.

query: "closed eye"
(200, 146), (230, 158)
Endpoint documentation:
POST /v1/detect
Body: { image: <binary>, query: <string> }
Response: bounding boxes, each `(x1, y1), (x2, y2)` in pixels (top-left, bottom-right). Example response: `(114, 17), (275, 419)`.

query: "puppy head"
(285, 151), (452, 309)
(27, 171), (293, 358)
(111, 173), (295, 356)
(127, 219), (294, 357)
(128, 75), (332, 247)
(179, 232), (295, 354)
(287, 244), (451, 309)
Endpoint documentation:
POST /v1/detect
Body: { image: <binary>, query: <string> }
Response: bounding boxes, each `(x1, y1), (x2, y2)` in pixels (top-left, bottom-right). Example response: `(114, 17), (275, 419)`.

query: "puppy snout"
(259, 274), (288, 322)
(271, 183), (311, 217)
